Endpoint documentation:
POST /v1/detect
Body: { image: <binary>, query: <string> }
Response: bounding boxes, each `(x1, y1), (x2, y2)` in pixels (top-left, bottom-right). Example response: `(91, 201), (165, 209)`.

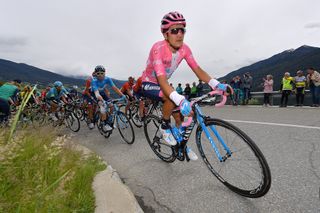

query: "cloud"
(0, 36), (28, 54)
(0, 36), (27, 47)
(304, 22), (320, 29)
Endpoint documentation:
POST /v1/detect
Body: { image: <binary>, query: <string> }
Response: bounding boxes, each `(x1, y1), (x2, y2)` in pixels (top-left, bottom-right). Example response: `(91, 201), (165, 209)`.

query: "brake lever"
(181, 90), (227, 127)
(208, 90), (227, 108)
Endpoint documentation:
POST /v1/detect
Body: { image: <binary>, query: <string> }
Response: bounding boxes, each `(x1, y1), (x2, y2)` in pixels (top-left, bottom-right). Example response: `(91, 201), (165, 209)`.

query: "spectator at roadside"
(263, 75), (273, 106)
(243, 72), (253, 105)
(230, 76), (242, 105)
(170, 83), (174, 89)
(176, 83), (183, 95)
(294, 70), (306, 106)
(184, 83), (191, 100)
(307, 67), (320, 107)
(191, 82), (197, 98)
(280, 72), (294, 107)
(196, 80), (204, 97)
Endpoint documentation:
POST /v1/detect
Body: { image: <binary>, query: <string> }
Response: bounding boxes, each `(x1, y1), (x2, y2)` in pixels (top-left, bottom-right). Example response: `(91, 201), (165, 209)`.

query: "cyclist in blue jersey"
(91, 65), (127, 131)
(45, 81), (69, 121)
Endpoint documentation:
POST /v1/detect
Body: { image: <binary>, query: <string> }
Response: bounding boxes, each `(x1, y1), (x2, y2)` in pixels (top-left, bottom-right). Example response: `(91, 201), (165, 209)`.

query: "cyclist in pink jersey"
(141, 11), (231, 160)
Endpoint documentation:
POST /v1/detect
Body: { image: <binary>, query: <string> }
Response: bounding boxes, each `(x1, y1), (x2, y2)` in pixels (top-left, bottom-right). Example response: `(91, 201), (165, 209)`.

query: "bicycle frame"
(172, 91), (232, 162)
(105, 100), (128, 129)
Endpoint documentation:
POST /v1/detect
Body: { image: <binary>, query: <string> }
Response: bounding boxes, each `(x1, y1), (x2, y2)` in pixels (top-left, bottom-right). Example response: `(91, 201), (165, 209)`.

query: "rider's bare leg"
(162, 95), (182, 126)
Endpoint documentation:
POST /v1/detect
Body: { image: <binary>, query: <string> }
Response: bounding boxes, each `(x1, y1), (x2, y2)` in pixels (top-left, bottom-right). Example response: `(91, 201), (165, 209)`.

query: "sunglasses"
(96, 72), (105, 76)
(169, 28), (186, 35)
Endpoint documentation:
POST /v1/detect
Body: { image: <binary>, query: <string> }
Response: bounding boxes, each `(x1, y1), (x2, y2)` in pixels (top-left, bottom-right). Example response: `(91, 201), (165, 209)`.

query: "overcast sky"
(1, 0), (320, 85)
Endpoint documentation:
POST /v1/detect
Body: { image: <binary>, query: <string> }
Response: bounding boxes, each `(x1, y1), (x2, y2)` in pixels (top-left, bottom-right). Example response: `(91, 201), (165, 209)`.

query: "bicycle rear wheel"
(196, 118), (271, 198)
(116, 111), (135, 144)
(146, 103), (162, 128)
(143, 115), (176, 163)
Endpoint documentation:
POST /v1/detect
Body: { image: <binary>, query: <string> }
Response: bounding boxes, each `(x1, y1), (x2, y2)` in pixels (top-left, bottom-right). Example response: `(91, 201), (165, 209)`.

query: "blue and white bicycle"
(144, 90), (271, 198)
(96, 98), (135, 144)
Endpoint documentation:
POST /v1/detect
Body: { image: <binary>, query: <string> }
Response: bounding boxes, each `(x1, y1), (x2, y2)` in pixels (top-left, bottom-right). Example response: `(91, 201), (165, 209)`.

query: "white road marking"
(225, 119), (320, 130)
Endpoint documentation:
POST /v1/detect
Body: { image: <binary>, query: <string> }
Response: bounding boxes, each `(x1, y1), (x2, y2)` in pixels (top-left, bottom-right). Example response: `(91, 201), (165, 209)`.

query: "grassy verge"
(0, 127), (106, 212)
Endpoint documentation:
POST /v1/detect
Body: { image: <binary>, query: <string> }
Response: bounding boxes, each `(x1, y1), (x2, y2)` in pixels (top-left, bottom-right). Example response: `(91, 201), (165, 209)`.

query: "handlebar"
(181, 90), (227, 127)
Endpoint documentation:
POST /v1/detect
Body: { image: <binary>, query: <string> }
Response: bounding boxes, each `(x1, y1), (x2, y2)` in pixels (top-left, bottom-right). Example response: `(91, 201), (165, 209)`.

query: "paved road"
(73, 106), (320, 213)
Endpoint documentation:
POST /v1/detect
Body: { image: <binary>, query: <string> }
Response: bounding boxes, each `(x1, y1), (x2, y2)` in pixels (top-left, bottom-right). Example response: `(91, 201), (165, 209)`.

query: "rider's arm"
(84, 89), (91, 97)
(126, 89), (133, 97)
(91, 80), (104, 101)
(191, 66), (212, 84)
(93, 89), (103, 101)
(84, 80), (92, 97)
(112, 86), (124, 97)
(192, 66), (230, 93)
(184, 44), (225, 90)
(31, 93), (39, 105)
(8, 97), (16, 106)
(104, 88), (111, 97)
(106, 77), (124, 97)
(61, 95), (68, 104)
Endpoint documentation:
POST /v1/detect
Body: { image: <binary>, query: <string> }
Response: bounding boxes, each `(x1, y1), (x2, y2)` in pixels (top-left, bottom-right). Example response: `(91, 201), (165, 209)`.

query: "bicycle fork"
(195, 106), (232, 162)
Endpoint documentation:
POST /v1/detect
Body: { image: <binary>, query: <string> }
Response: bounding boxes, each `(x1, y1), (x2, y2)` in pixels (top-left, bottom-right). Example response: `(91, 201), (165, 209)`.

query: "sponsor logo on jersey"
(143, 84), (160, 91)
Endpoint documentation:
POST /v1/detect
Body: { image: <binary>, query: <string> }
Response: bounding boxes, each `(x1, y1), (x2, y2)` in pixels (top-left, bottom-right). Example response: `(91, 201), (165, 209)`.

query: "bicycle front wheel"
(131, 111), (143, 128)
(32, 112), (46, 127)
(65, 112), (80, 132)
(196, 118), (271, 198)
(116, 112), (135, 144)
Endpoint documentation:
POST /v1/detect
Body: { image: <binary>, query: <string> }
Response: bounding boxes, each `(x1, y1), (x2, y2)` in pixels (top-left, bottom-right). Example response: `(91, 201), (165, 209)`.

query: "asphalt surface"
(73, 106), (320, 213)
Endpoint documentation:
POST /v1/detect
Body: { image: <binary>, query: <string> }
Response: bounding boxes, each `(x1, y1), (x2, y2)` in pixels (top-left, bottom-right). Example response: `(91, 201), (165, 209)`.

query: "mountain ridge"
(219, 45), (320, 91)
(0, 58), (125, 88)
(1, 45), (319, 91)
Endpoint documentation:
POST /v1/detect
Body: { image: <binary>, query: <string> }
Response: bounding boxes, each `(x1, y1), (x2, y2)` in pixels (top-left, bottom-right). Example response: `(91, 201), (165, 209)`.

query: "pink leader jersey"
(142, 40), (199, 84)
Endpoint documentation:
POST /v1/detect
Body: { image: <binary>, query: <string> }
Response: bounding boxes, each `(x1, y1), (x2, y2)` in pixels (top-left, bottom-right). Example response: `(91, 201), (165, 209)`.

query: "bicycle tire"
(95, 112), (111, 138)
(195, 118), (271, 198)
(65, 112), (80, 132)
(32, 112), (46, 127)
(145, 103), (162, 128)
(79, 108), (86, 121)
(143, 115), (176, 163)
(131, 110), (143, 128)
(116, 111), (135, 144)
